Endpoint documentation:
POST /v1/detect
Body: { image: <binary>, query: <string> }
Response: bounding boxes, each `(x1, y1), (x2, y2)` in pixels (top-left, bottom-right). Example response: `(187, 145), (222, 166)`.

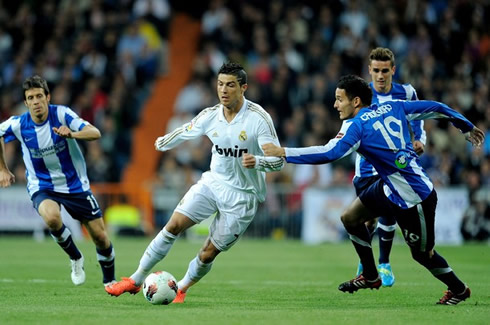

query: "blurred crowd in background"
(1, 0), (489, 240)
(0, 0), (171, 182)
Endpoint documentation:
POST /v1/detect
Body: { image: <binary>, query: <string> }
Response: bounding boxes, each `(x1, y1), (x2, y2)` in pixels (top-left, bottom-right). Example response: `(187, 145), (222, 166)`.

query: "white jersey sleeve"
(155, 106), (215, 151)
(254, 109), (284, 172)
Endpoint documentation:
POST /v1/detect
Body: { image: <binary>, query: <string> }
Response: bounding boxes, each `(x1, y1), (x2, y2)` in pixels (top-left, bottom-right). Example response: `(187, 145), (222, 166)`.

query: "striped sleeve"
(155, 105), (218, 151)
(57, 106), (87, 131)
(0, 116), (20, 143)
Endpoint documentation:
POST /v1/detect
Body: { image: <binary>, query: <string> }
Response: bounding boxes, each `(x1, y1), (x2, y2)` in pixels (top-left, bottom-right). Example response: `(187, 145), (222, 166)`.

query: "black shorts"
(354, 175), (396, 226)
(31, 190), (102, 221)
(359, 178), (438, 252)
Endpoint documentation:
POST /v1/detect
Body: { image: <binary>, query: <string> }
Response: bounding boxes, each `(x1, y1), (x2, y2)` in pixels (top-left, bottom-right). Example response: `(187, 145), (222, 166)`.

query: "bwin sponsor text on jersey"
(215, 144), (248, 157)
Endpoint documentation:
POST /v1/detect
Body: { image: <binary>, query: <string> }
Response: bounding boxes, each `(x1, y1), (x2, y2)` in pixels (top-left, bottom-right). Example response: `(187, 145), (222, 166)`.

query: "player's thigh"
(37, 199), (62, 229)
(33, 192), (62, 228)
(395, 190), (437, 252)
(174, 181), (218, 225)
(210, 191), (259, 251)
(165, 211), (198, 235)
(342, 197), (374, 227)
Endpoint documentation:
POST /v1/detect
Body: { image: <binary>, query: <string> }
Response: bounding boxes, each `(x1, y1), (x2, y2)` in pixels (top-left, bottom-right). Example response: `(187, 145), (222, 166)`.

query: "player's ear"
(241, 83), (248, 93)
(46, 93), (51, 103)
(353, 96), (361, 108)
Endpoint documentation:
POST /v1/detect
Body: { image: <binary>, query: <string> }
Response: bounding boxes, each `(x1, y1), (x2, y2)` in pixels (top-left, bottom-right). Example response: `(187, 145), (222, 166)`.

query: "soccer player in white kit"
(105, 62), (285, 302)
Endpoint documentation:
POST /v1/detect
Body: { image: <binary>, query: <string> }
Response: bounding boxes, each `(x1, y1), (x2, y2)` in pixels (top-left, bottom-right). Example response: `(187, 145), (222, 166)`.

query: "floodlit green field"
(1, 236), (489, 324)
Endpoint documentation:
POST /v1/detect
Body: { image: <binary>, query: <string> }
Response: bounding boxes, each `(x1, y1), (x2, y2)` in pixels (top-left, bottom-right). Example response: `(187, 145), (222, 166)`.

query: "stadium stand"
(1, 0), (488, 240)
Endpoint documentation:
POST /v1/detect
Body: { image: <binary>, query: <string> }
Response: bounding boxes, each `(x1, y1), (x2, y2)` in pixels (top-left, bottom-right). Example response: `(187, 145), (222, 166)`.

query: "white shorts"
(175, 173), (259, 251)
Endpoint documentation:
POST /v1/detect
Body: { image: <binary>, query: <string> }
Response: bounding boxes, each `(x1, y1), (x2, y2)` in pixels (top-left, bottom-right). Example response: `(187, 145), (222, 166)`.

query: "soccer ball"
(143, 271), (178, 305)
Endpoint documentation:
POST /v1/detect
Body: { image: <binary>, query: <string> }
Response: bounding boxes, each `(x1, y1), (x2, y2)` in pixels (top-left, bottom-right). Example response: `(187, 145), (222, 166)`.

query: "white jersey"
(156, 98), (284, 202)
(0, 105), (90, 196)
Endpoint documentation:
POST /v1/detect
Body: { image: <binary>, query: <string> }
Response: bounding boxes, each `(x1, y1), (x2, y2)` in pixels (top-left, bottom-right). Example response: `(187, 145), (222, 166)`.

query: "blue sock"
(50, 224), (82, 260)
(96, 243), (115, 284)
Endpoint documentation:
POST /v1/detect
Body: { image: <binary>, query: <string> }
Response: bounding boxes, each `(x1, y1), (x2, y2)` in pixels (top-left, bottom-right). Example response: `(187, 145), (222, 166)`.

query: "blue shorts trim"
(31, 190), (102, 221)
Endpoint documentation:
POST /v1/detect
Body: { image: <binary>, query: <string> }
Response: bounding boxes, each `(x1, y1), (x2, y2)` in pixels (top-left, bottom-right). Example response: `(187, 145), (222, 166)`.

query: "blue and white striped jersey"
(355, 82), (426, 178)
(0, 105), (91, 196)
(284, 100), (474, 209)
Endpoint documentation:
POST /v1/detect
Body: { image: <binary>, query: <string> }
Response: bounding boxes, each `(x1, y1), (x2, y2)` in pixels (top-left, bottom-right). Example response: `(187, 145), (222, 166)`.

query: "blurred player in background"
(105, 62), (284, 302)
(263, 75), (484, 305)
(0, 75), (116, 287)
(354, 47), (426, 286)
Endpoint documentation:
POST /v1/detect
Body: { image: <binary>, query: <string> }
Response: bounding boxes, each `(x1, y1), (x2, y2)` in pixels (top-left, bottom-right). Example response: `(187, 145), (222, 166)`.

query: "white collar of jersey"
(218, 97), (247, 124)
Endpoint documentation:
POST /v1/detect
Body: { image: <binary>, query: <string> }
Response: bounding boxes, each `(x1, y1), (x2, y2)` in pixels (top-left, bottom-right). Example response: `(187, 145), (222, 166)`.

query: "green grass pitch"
(1, 236), (489, 324)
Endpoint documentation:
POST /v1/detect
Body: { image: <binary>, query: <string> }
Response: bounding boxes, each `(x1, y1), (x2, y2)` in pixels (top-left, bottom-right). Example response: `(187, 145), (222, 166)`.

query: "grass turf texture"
(0, 237), (489, 324)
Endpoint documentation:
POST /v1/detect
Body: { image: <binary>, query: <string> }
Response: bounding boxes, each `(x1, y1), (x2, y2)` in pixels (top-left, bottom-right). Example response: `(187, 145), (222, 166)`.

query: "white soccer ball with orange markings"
(143, 271), (178, 305)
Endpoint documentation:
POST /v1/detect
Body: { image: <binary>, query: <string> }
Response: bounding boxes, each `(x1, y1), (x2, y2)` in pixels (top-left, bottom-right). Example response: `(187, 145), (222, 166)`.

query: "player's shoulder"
(49, 104), (72, 113)
(0, 114), (19, 129)
(393, 82), (417, 99)
(246, 100), (272, 120)
(194, 103), (220, 122)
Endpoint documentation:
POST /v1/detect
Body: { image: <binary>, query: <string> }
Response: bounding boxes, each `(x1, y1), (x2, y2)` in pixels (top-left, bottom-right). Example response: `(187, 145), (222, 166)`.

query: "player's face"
(24, 88), (50, 123)
(334, 88), (359, 120)
(217, 74), (247, 110)
(369, 60), (395, 93)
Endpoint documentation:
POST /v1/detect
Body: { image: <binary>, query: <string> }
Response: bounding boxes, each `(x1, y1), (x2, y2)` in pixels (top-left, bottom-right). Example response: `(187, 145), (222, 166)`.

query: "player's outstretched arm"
(262, 143), (285, 157)
(52, 125), (101, 141)
(0, 138), (15, 188)
(465, 126), (485, 147)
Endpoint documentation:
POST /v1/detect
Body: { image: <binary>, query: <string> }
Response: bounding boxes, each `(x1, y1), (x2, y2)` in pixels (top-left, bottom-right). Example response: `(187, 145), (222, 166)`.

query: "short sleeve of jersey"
(56, 105), (87, 131)
(0, 116), (20, 143)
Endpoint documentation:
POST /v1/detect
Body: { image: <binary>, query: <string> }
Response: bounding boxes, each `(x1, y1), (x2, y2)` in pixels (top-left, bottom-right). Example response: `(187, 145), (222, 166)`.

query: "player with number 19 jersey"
(355, 82), (425, 178)
(0, 105), (91, 196)
(155, 98), (284, 202)
(284, 100), (474, 209)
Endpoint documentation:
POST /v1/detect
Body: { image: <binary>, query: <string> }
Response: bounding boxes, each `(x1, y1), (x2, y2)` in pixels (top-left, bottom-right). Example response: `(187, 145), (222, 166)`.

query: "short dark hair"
(337, 75), (372, 106)
(218, 62), (247, 86)
(369, 47), (395, 67)
(23, 75), (50, 99)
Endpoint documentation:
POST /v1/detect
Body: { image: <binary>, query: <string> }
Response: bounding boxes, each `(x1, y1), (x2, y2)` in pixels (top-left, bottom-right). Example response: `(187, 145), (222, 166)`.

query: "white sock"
(178, 255), (213, 292)
(131, 228), (177, 285)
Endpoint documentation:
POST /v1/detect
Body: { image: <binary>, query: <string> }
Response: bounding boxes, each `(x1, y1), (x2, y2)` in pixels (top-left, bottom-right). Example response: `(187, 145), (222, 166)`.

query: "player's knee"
(341, 211), (358, 228)
(199, 246), (219, 264)
(92, 231), (110, 247)
(165, 213), (194, 235)
(43, 215), (62, 230)
(411, 250), (432, 266)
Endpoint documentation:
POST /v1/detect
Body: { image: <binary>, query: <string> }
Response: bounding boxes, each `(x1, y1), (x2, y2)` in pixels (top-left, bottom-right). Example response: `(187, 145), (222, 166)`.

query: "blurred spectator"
(461, 169), (490, 241)
(0, 0), (164, 183)
(1, 0), (488, 199)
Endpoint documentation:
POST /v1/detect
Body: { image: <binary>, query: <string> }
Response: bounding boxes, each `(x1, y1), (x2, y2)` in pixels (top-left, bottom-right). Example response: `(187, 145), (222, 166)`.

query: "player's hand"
(52, 126), (72, 138)
(262, 143), (285, 157)
(465, 127), (485, 147)
(242, 153), (256, 169)
(412, 140), (425, 156)
(0, 169), (15, 188)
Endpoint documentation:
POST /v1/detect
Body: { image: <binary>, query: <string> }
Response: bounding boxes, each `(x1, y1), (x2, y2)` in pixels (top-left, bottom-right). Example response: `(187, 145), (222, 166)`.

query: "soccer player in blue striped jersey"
(0, 76), (116, 287)
(354, 47), (426, 286)
(263, 75), (484, 305)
